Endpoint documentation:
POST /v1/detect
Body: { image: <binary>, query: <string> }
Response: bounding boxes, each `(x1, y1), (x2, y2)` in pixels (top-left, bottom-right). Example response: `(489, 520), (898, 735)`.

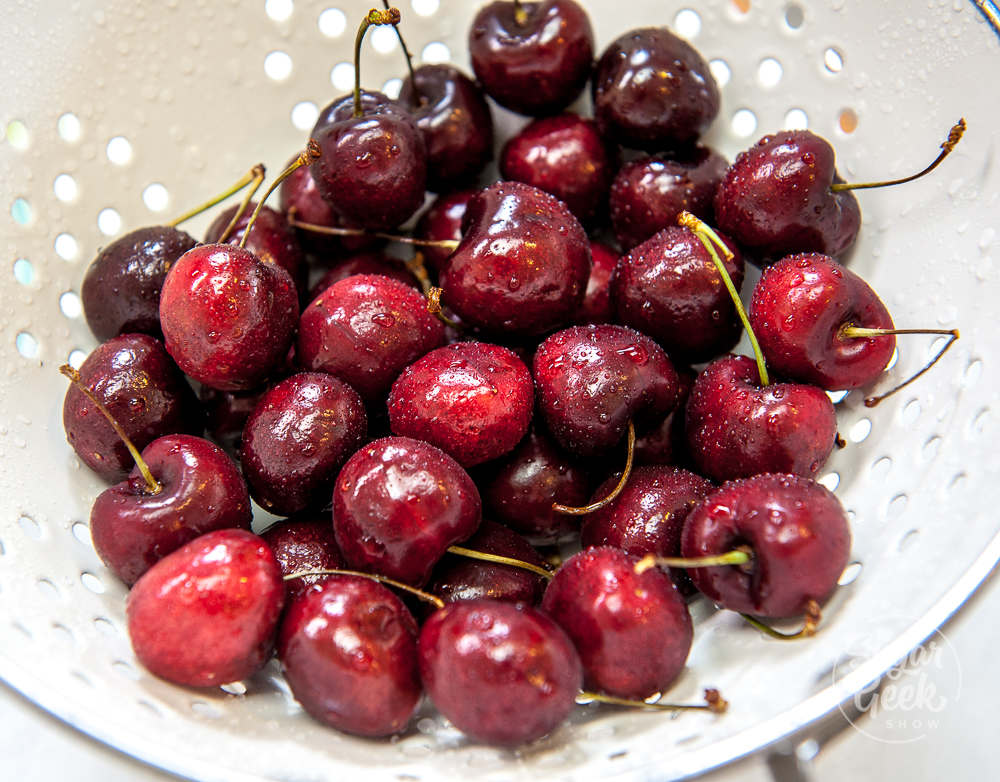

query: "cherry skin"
(160, 243), (298, 391)
(81, 225), (198, 341)
(90, 434), (251, 586)
(333, 436), (481, 587)
(278, 575), (421, 737)
(592, 27), (720, 151)
(499, 113), (618, 225)
(533, 324), (680, 457)
(387, 342), (534, 468)
(418, 599), (583, 746)
(310, 91), (427, 231)
(483, 428), (591, 544)
(576, 241), (618, 324)
(609, 148), (729, 250)
(750, 253), (896, 390)
(297, 274), (445, 402)
(685, 355), (837, 482)
(415, 188), (475, 275)
(611, 225), (745, 363)
(634, 367), (696, 467)
(63, 333), (201, 482)
(468, 0), (595, 117)
(241, 372), (367, 517)
(126, 529), (285, 687)
(260, 515), (344, 603)
(398, 64), (494, 192)
(441, 181), (591, 337)
(307, 252), (419, 300)
(542, 547), (692, 699)
(714, 131), (862, 261)
(681, 473), (851, 617)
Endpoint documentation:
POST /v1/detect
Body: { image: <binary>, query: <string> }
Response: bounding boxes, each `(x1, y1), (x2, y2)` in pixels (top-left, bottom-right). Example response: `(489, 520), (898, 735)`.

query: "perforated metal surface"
(1, 1), (999, 780)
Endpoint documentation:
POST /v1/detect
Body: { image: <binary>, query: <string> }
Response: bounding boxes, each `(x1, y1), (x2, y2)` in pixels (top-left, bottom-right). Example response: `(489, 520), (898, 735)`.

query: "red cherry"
(576, 241), (618, 325)
(259, 515), (344, 604)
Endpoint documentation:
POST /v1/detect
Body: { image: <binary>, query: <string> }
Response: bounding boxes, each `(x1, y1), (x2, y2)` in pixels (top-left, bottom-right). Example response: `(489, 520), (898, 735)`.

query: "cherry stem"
(446, 546), (554, 580)
(740, 599), (822, 640)
(380, 0), (423, 105)
(283, 568), (445, 609)
(578, 688), (728, 714)
(217, 166), (267, 243)
(353, 7), (402, 118)
(848, 328), (961, 408)
(831, 118), (966, 192)
(58, 365), (162, 495)
(426, 287), (464, 329)
(512, 0), (529, 26)
(168, 163), (265, 228)
(678, 211), (769, 387)
(633, 549), (753, 574)
(553, 421), (635, 516)
(239, 141), (321, 251)
(286, 214), (460, 251)
(405, 251), (433, 296)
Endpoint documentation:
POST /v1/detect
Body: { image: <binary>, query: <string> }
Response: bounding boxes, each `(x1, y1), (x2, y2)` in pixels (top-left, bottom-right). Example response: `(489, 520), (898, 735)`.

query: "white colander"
(2, 0), (999, 779)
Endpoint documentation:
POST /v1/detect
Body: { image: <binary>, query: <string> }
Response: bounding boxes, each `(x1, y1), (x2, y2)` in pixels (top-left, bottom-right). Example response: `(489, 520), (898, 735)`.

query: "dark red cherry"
(278, 575), (421, 737)
(159, 243), (298, 391)
(681, 473), (851, 617)
(685, 355), (837, 482)
(387, 342), (534, 468)
(308, 251), (418, 300)
(241, 372), (367, 516)
(428, 520), (548, 607)
(576, 241), (618, 324)
(419, 599), (582, 746)
(127, 529), (284, 687)
(260, 515), (344, 603)
(63, 333), (201, 482)
(499, 113), (617, 224)
(592, 27), (720, 151)
(483, 428), (590, 544)
(750, 253), (896, 390)
(714, 131), (862, 261)
(310, 91), (427, 231)
(441, 181), (591, 337)
(611, 226), (745, 363)
(542, 547), (692, 699)
(297, 274), (445, 402)
(81, 225), (198, 341)
(533, 324), (680, 456)
(609, 148), (728, 250)
(634, 367), (695, 467)
(415, 189), (474, 275)
(205, 202), (306, 297)
(398, 64), (494, 192)
(90, 434), (251, 586)
(333, 436), (481, 587)
(469, 0), (595, 117)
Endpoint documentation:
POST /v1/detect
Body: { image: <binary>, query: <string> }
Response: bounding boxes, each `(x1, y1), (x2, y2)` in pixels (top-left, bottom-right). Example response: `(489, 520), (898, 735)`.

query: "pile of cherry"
(61, 1), (962, 749)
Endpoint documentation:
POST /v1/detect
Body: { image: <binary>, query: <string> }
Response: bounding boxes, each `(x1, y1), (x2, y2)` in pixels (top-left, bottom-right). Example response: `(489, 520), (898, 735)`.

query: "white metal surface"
(1, 1), (999, 780)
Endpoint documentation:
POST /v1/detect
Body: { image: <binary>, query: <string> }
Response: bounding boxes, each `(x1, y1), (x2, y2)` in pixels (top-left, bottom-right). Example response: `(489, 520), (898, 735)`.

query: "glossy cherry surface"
(415, 189), (474, 274)
(260, 515), (344, 603)
(308, 253), (418, 300)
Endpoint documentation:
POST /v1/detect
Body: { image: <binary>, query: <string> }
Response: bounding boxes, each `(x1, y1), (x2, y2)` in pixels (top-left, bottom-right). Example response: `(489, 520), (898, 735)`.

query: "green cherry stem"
(553, 421), (636, 516)
(425, 287), (464, 330)
(445, 546), (554, 580)
(168, 163), (265, 228)
(216, 165), (267, 243)
(633, 549), (753, 574)
(578, 688), (728, 714)
(283, 567), (445, 609)
(831, 118), (966, 192)
(286, 213), (460, 251)
(239, 141), (321, 251)
(58, 365), (162, 495)
(740, 599), (822, 641)
(353, 7), (402, 118)
(678, 210), (769, 386)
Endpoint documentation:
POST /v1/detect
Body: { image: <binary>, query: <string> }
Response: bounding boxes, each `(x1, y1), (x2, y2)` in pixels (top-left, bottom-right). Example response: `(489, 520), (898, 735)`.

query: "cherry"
(307, 252), (419, 300)
(415, 189), (474, 275)
(609, 148), (728, 250)
(681, 473), (851, 618)
(62, 334), (200, 482)
(297, 274), (445, 402)
(499, 113), (618, 224)
(260, 515), (344, 603)
(241, 372), (367, 516)
(633, 367), (695, 467)
(542, 547), (692, 699)
(441, 181), (591, 337)
(685, 354), (837, 482)
(533, 324), (680, 457)
(483, 428), (591, 543)
(576, 241), (618, 325)
(387, 341), (534, 468)
(418, 599), (582, 746)
(468, 0), (595, 117)
(611, 225), (745, 362)
(278, 574), (421, 737)
(126, 529), (284, 687)
(398, 64), (494, 192)
(592, 27), (720, 151)
(333, 436), (481, 587)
